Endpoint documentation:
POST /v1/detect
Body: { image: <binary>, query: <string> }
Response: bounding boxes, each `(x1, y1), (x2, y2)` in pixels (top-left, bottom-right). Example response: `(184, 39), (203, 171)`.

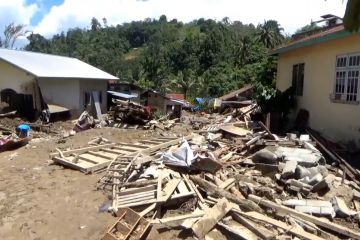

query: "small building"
(141, 90), (183, 118)
(108, 82), (142, 103)
(273, 15), (360, 142)
(0, 48), (118, 118)
(165, 93), (185, 101)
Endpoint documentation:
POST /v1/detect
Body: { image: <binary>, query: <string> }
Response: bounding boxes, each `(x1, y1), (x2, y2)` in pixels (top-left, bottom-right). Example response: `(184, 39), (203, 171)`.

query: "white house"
(0, 48), (118, 118)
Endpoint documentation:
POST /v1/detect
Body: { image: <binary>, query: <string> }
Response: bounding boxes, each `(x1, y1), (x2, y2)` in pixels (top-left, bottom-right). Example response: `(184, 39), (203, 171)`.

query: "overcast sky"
(0, 0), (348, 38)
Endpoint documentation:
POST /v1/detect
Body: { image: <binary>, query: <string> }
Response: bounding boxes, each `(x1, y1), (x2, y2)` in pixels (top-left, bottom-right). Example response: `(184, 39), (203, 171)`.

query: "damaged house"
(273, 15), (360, 142)
(0, 48), (118, 119)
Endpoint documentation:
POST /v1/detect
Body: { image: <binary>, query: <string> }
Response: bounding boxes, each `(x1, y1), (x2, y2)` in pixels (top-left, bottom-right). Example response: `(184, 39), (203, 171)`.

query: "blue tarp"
(194, 97), (212, 111)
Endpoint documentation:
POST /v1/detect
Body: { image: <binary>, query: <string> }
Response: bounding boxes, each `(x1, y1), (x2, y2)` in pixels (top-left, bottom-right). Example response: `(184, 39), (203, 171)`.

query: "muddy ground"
(0, 122), (193, 240)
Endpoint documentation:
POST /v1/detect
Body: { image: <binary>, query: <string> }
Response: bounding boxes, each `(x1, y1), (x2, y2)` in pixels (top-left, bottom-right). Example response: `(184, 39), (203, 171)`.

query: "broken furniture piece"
(102, 207), (150, 240)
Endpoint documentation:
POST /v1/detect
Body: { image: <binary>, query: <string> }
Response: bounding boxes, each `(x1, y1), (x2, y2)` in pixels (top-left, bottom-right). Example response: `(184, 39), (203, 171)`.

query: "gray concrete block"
(308, 173), (324, 186)
(252, 148), (278, 164)
(283, 199), (332, 207)
(312, 174), (335, 193)
(281, 160), (297, 179)
(286, 179), (312, 190)
(283, 199), (335, 218)
(331, 196), (357, 218)
(295, 205), (335, 218)
(353, 190), (360, 201)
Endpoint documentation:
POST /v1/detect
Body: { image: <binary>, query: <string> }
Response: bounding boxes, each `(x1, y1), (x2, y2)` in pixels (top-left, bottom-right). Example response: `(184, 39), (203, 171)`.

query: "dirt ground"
(0, 122), (193, 240)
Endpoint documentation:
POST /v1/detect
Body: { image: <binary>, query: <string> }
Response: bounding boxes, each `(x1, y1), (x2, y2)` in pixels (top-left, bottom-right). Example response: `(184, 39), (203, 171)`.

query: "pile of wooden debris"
(50, 113), (360, 239)
(106, 99), (154, 127)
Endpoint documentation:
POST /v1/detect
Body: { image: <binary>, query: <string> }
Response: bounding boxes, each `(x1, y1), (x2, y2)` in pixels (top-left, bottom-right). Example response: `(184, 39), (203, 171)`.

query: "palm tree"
(168, 70), (203, 99)
(235, 36), (252, 67)
(256, 20), (284, 49)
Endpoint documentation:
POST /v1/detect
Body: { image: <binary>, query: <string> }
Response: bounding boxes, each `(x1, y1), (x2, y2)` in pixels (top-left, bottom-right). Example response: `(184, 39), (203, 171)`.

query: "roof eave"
(271, 30), (352, 55)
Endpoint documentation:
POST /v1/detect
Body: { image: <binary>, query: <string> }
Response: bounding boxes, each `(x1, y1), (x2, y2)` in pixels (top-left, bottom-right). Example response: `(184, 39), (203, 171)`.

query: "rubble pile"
(89, 116), (360, 239)
(107, 99), (154, 127)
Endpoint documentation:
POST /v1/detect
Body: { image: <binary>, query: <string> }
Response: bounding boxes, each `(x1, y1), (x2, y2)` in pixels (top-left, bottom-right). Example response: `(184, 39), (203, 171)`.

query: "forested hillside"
(25, 16), (286, 99)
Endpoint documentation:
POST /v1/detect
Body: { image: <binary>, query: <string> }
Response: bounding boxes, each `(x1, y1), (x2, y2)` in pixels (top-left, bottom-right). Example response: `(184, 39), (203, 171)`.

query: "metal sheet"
(0, 48), (118, 80)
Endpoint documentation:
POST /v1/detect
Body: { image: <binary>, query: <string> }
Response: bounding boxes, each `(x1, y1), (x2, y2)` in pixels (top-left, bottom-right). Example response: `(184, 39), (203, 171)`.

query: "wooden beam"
(87, 151), (115, 160)
(192, 198), (234, 239)
(159, 179), (181, 202)
(150, 212), (205, 224)
(50, 143), (116, 157)
(258, 121), (276, 140)
(248, 194), (360, 239)
(139, 135), (193, 155)
(190, 176), (262, 212)
(231, 211), (275, 239)
(236, 210), (325, 240)
(116, 142), (150, 149)
(101, 148), (123, 154)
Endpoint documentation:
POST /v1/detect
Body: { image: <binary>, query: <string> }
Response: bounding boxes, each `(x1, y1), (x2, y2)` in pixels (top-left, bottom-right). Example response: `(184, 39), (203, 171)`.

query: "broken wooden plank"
(217, 222), (258, 240)
(183, 175), (205, 204)
(192, 198), (234, 239)
(139, 135), (193, 155)
(50, 143), (116, 157)
(258, 121), (276, 140)
(235, 210), (325, 240)
(159, 178), (181, 202)
(231, 210), (275, 239)
(87, 151), (115, 160)
(150, 212), (205, 224)
(190, 176), (261, 212)
(248, 194), (360, 239)
(118, 179), (167, 188)
(139, 203), (157, 217)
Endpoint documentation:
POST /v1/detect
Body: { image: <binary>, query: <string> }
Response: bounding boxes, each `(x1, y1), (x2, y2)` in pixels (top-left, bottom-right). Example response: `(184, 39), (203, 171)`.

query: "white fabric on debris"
(156, 140), (196, 167)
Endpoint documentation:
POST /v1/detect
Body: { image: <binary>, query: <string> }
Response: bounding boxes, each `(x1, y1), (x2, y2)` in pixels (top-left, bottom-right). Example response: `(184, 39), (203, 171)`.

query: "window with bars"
(292, 63), (304, 96)
(333, 54), (360, 103)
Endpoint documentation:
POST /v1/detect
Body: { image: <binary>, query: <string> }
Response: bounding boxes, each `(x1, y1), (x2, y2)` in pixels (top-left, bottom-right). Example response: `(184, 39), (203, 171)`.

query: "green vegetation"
(344, 0), (360, 31)
(25, 16), (285, 99)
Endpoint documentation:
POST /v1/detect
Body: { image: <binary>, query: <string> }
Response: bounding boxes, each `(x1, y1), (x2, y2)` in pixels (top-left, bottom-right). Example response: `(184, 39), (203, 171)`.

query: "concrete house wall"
(38, 78), (80, 109)
(79, 79), (107, 114)
(0, 60), (34, 95)
(276, 34), (360, 142)
(0, 59), (108, 117)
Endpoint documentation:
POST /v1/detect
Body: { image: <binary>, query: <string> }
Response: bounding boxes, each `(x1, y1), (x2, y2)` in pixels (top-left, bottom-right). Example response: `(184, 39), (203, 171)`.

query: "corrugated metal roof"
(107, 91), (138, 99)
(166, 93), (185, 100)
(0, 48), (118, 80)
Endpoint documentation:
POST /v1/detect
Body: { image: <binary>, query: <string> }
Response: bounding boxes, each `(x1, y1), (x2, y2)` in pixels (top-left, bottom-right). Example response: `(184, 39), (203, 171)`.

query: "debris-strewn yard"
(1, 107), (360, 240)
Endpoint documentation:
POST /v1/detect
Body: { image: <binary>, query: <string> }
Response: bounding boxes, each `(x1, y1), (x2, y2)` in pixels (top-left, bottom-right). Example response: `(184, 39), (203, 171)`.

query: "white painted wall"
(37, 78), (80, 111)
(0, 60), (34, 94)
(276, 34), (360, 142)
(79, 79), (108, 113)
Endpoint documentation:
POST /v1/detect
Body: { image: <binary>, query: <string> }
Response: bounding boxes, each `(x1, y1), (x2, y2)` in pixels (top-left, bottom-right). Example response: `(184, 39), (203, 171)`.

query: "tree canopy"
(25, 16), (285, 99)
(344, 0), (360, 31)
(0, 23), (29, 49)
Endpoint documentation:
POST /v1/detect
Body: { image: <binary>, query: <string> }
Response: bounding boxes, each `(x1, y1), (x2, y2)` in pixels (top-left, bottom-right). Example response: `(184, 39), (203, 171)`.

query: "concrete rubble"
(68, 104), (360, 239)
(4, 100), (360, 240)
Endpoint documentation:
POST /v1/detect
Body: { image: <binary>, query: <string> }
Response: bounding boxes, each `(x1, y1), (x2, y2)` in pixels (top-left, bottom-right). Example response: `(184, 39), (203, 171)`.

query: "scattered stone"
(353, 190), (360, 201)
(331, 196), (357, 217)
(312, 174), (335, 193)
(283, 199), (336, 218)
(281, 160), (297, 179)
(252, 147), (278, 164)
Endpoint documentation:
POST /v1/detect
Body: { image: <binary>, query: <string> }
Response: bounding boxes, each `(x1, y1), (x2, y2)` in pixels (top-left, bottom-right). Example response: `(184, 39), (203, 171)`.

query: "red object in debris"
(145, 106), (152, 114)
